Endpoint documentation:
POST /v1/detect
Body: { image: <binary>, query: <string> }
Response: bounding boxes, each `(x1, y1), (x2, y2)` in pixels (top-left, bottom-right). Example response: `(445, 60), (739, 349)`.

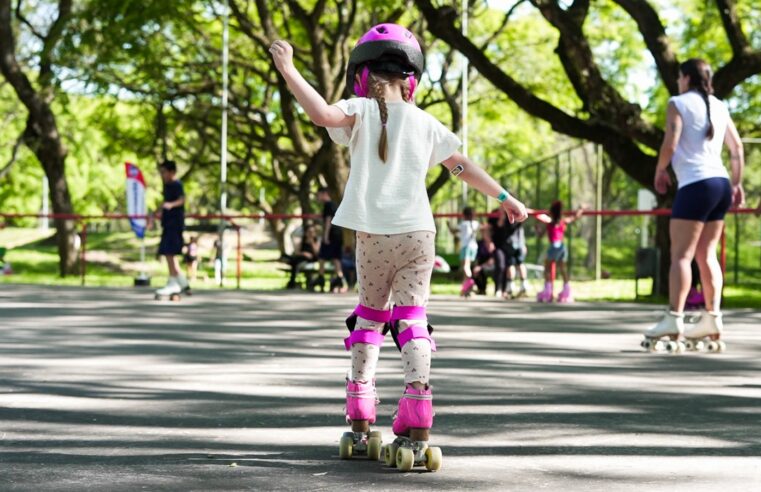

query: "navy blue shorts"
(672, 177), (732, 222)
(159, 228), (184, 255)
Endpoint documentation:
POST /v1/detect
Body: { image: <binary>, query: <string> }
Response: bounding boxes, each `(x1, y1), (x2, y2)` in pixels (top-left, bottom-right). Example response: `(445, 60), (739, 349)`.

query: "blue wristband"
(497, 190), (510, 203)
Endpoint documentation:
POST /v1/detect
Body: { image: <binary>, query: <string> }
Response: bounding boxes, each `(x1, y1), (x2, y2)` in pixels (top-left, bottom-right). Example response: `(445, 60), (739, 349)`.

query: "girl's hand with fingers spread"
(501, 196), (528, 224)
(269, 40), (295, 75)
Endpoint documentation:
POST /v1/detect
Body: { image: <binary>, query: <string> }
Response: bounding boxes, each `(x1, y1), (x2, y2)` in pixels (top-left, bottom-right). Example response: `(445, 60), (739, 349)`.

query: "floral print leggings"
(350, 231), (435, 385)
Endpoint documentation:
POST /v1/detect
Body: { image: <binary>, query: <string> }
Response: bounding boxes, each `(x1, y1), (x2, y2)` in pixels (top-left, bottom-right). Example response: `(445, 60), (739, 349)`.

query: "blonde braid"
(369, 75), (389, 162)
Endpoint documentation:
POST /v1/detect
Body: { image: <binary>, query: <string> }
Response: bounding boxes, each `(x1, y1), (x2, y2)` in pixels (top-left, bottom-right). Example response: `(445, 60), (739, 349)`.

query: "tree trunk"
(0, 0), (77, 276)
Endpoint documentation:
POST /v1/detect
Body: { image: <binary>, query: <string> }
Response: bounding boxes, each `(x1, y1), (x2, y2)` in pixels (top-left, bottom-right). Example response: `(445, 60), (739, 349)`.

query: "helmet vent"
(376, 25), (388, 34)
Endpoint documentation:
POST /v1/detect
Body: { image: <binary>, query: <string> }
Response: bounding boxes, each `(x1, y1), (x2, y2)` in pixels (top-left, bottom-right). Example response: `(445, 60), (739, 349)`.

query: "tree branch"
(611, 0), (679, 95)
(715, 0), (749, 56)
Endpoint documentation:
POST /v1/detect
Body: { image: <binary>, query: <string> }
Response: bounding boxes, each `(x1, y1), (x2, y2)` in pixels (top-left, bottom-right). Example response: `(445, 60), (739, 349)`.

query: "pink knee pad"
(344, 304), (391, 350)
(346, 380), (377, 424)
(389, 305), (436, 351)
(392, 385), (433, 436)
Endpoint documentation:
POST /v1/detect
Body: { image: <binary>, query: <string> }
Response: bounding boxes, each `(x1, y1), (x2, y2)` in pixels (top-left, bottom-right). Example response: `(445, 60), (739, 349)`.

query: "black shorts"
(505, 244), (526, 266)
(672, 177), (732, 222)
(159, 228), (184, 256)
(319, 240), (342, 260)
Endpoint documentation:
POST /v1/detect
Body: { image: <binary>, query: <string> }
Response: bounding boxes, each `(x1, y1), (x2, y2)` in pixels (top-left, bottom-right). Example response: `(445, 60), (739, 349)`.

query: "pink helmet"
(347, 23), (424, 99)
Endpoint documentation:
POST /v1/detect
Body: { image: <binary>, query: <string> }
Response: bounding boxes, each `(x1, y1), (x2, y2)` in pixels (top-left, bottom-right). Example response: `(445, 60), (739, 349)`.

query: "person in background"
(154, 160), (190, 297)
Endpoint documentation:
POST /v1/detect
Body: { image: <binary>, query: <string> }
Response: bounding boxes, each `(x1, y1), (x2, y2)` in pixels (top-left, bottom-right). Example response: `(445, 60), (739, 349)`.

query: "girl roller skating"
(269, 23), (528, 472)
(535, 201), (583, 303)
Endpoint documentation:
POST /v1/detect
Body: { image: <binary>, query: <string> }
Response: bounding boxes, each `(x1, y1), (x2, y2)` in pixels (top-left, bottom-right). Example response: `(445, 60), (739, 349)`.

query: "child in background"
(535, 201), (583, 303)
(458, 207), (479, 297)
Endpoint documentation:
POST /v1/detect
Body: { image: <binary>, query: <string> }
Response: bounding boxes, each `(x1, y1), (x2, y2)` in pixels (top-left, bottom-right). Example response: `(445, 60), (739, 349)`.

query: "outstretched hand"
(501, 196), (529, 224)
(269, 40), (295, 75)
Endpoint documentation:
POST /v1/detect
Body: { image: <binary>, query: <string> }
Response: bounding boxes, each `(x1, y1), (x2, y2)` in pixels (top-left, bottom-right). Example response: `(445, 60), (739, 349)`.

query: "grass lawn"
(1, 227), (760, 308)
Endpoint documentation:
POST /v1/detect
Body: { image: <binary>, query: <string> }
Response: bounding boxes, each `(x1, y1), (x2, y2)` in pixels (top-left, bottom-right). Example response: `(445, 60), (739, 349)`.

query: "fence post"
(595, 145), (602, 280)
(734, 213), (740, 284)
(80, 222), (87, 286)
(236, 226), (242, 290)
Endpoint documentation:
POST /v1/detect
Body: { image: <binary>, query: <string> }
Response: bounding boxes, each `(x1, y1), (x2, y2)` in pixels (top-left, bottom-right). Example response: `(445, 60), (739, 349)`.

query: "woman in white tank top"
(645, 59), (745, 351)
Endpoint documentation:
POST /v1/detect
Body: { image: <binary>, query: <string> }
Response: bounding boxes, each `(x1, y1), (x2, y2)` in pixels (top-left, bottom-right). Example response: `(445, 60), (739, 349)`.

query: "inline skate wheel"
(384, 442), (399, 467)
(424, 446), (442, 471)
(396, 447), (414, 472)
(338, 433), (353, 460)
(367, 436), (382, 461)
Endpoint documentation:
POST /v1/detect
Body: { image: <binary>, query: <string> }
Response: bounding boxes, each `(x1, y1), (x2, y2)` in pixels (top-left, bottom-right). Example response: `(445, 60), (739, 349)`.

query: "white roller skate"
(177, 275), (192, 295)
(641, 311), (684, 353)
(684, 311), (725, 352)
(155, 277), (182, 301)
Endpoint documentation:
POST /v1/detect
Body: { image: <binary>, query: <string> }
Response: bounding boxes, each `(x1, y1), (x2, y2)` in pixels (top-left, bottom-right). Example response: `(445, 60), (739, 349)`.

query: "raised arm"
(269, 40), (354, 128)
(442, 152), (528, 223)
(563, 207), (585, 225)
(724, 116), (745, 207)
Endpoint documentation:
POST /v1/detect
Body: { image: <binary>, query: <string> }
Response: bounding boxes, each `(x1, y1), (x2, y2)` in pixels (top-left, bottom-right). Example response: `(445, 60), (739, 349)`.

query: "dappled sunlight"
(2, 284), (760, 488)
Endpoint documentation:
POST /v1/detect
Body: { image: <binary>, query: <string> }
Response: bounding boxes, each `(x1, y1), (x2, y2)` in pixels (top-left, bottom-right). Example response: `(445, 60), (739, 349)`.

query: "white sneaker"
(156, 278), (182, 296)
(685, 311), (722, 339)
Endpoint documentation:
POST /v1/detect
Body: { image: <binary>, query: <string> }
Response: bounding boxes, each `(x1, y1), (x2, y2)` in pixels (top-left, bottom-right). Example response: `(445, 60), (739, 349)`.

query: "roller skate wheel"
(717, 340), (726, 352)
(424, 446), (442, 472)
(396, 447), (415, 472)
(367, 436), (382, 461)
(368, 430), (382, 439)
(338, 433), (353, 460)
(707, 340), (719, 352)
(384, 442), (399, 467)
(684, 339), (695, 351)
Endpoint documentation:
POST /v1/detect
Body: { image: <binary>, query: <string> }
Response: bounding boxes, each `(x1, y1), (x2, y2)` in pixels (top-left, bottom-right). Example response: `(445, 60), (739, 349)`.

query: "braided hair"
(680, 58), (715, 140)
(368, 72), (412, 163)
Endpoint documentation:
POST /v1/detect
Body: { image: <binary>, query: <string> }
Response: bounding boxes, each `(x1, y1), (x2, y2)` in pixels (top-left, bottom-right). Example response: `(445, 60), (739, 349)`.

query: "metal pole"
(460, 0), (468, 208)
(734, 212), (739, 284)
(595, 145), (602, 280)
(218, 0), (229, 287)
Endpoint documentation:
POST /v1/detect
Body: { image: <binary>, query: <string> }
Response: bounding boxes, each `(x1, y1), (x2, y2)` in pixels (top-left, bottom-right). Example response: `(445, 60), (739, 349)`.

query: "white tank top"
(669, 91), (730, 188)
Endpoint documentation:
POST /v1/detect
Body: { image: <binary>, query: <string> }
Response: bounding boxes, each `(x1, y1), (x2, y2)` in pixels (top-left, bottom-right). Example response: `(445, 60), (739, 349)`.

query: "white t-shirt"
(326, 98), (461, 234)
(459, 220), (479, 249)
(669, 92), (730, 188)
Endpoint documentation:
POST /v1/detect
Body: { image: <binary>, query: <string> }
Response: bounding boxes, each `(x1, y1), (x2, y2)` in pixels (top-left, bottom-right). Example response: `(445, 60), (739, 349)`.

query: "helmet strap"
(354, 66), (371, 97)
